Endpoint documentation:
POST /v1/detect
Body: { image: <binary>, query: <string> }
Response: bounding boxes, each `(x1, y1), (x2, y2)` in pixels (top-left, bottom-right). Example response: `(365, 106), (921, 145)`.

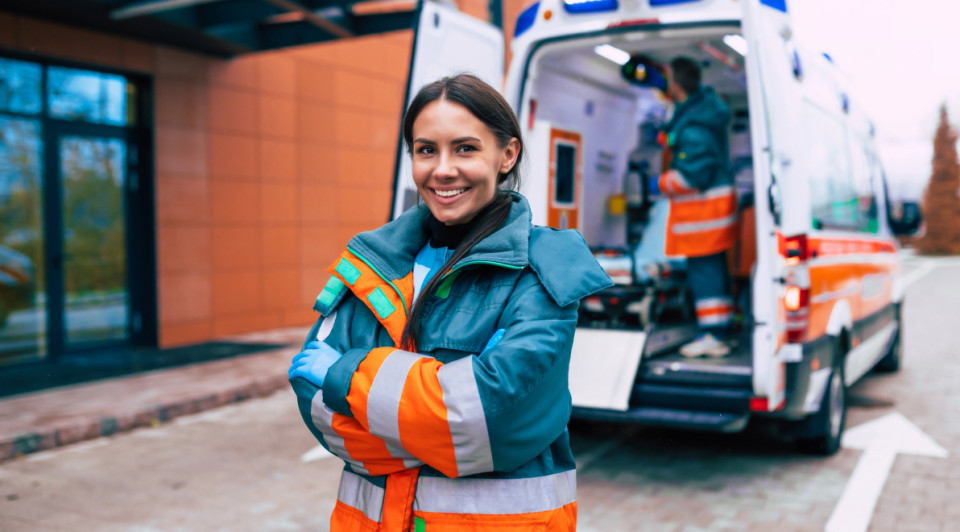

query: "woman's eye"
(416, 145), (436, 155)
(456, 144), (478, 153)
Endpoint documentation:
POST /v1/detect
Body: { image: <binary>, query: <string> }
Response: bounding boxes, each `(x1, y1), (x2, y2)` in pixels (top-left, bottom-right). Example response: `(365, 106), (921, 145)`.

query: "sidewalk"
(0, 328), (304, 463)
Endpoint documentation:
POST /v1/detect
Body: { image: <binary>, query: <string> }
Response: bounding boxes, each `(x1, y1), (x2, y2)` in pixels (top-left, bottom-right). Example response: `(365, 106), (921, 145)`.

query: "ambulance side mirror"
(888, 201), (922, 236)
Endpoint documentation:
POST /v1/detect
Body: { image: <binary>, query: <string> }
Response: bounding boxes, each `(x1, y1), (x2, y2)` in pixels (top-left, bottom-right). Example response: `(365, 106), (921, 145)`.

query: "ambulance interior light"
(563, 0), (619, 15)
(722, 34), (748, 57)
(594, 44), (631, 66)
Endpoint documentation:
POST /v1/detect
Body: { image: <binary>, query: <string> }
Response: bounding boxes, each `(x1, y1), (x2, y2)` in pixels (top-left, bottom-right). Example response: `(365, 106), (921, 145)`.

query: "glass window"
(0, 117), (46, 362)
(555, 143), (576, 204)
(60, 136), (129, 345)
(0, 57), (42, 115)
(804, 103), (859, 231)
(47, 66), (129, 126)
(849, 136), (879, 233)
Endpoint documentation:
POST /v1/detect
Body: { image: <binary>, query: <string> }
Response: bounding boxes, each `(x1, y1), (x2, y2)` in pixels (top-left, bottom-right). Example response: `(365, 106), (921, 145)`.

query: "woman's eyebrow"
(413, 138), (435, 144)
(451, 136), (481, 144)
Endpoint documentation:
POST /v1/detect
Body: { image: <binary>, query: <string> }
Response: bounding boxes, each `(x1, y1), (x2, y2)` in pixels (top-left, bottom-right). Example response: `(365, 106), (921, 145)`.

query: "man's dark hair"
(670, 57), (701, 96)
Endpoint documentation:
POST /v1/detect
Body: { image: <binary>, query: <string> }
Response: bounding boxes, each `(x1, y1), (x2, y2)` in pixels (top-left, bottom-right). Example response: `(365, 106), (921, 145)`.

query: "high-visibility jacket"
(659, 86), (738, 258)
(291, 192), (612, 531)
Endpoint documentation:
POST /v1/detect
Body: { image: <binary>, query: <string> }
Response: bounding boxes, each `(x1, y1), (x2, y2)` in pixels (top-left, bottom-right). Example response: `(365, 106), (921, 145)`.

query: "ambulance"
(390, 0), (922, 454)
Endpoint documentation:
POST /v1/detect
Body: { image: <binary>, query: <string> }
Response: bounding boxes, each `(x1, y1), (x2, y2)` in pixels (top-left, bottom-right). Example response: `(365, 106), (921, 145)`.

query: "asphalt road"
(1, 254), (958, 532)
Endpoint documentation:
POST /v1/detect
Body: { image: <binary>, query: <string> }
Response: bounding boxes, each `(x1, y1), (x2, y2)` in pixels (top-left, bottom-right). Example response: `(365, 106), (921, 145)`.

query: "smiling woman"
(288, 74), (613, 531)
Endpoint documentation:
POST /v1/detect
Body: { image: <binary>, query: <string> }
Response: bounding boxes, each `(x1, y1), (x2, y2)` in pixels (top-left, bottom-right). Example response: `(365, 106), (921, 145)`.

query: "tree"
(916, 104), (960, 255)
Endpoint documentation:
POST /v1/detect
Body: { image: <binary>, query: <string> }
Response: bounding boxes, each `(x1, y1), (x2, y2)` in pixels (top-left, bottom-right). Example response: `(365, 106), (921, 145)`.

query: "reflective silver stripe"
(695, 297), (733, 311)
(698, 312), (733, 326)
(316, 310), (337, 342)
(413, 470), (577, 515)
(672, 185), (735, 203)
(367, 350), (426, 449)
(669, 170), (695, 194)
(438, 356), (494, 476)
(310, 390), (371, 475)
(672, 213), (738, 234)
(338, 470), (384, 523)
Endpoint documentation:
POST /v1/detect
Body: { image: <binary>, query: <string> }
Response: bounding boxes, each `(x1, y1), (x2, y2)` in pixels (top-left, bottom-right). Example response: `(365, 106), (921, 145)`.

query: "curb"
(0, 373), (289, 463)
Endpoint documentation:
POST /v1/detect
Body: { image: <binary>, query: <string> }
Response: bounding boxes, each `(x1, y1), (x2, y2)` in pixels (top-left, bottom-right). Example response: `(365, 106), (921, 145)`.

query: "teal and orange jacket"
(290, 192), (612, 531)
(658, 86), (738, 258)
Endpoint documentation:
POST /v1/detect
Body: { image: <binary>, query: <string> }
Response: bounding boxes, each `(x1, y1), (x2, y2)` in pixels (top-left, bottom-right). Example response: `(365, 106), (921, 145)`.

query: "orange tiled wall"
(0, 11), (413, 347)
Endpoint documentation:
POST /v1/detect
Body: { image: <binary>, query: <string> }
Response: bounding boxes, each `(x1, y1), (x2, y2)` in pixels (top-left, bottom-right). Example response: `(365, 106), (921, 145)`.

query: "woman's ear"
(500, 137), (521, 174)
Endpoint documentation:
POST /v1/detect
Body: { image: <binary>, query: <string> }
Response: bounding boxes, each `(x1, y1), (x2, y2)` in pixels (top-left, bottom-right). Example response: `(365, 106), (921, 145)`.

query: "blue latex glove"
(288, 341), (342, 387)
(648, 175), (661, 197)
(481, 328), (506, 354)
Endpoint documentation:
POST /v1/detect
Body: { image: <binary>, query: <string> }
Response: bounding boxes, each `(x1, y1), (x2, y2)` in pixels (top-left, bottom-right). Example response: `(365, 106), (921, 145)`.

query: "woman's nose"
(433, 152), (457, 178)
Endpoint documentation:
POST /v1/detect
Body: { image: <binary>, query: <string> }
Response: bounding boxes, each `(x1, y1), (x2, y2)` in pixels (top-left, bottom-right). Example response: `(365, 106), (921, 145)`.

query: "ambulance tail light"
(782, 234), (810, 343)
(750, 397), (785, 412)
(784, 286), (809, 343)
(783, 234), (808, 266)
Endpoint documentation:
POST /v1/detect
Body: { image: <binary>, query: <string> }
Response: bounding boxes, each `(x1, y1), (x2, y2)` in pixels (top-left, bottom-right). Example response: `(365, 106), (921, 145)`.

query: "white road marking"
(901, 261), (937, 289)
(301, 444), (334, 463)
(825, 412), (948, 532)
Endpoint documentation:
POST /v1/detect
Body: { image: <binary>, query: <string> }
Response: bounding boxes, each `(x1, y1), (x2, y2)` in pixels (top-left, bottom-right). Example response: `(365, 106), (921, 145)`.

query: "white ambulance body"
(392, 0), (920, 454)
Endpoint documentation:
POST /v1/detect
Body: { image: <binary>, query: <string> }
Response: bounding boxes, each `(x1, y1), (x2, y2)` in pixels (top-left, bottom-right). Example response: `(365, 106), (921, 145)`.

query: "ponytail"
(399, 193), (514, 351)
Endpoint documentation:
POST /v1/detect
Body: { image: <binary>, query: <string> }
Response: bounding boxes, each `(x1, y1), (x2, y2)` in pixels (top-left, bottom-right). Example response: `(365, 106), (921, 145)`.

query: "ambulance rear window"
(555, 144), (576, 204)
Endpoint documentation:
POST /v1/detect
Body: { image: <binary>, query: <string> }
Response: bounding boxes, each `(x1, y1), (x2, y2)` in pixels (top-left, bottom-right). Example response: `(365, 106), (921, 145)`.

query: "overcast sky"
(789, 0), (960, 200)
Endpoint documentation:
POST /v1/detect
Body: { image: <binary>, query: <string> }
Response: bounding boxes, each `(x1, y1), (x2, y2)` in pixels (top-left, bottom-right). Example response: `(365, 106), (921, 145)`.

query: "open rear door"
(741, 0), (804, 411)
(391, 0), (504, 219)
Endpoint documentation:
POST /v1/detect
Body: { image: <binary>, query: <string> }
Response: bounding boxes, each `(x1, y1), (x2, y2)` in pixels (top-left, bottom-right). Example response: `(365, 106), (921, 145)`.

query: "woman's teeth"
(435, 188), (466, 198)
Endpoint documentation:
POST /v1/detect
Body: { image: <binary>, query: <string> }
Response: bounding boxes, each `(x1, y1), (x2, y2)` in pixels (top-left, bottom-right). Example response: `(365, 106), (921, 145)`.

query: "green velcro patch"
(335, 258), (362, 285)
(415, 517), (425, 532)
(366, 287), (396, 319)
(435, 270), (461, 299)
(316, 276), (346, 307)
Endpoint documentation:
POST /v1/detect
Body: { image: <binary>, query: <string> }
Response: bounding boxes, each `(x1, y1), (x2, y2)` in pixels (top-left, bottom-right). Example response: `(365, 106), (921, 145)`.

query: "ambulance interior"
(520, 27), (757, 356)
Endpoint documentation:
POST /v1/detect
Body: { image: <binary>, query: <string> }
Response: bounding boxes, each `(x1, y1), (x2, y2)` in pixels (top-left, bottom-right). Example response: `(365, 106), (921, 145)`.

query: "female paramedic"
(288, 74), (612, 531)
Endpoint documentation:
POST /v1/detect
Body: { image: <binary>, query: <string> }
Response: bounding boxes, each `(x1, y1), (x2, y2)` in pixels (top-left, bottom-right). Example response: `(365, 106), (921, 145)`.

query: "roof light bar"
(514, 1), (540, 38)
(563, 0), (619, 15)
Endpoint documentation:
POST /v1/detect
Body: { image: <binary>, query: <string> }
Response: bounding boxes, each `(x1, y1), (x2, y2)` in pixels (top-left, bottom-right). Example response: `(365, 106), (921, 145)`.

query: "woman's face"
(411, 99), (520, 225)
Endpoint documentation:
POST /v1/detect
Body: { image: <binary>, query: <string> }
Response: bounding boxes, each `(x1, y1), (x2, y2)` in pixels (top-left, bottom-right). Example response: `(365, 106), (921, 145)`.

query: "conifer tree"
(916, 104), (960, 255)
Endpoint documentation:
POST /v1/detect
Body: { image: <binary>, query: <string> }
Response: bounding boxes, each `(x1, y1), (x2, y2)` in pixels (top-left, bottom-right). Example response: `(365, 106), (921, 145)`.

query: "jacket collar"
(346, 191), (532, 282)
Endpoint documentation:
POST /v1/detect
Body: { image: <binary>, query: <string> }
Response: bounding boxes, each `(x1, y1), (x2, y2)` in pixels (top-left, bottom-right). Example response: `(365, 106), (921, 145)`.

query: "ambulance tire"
(875, 303), (903, 373)
(796, 357), (847, 456)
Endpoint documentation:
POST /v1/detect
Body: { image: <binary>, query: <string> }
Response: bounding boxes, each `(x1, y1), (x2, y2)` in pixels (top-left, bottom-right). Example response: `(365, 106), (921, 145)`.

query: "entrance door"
(0, 56), (153, 366)
(52, 130), (131, 352)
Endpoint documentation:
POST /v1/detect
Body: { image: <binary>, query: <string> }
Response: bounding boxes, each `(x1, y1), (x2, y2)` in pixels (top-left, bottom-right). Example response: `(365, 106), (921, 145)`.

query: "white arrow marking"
(825, 412), (948, 532)
(301, 444), (333, 463)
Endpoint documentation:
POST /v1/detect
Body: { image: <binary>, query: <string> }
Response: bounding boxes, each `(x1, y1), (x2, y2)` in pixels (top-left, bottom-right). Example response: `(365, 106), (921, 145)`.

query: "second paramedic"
(288, 74), (612, 530)
(658, 57), (738, 357)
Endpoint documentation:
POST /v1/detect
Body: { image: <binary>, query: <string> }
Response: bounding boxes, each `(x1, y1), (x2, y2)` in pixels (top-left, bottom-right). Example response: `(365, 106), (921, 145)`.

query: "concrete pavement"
(0, 328), (303, 462)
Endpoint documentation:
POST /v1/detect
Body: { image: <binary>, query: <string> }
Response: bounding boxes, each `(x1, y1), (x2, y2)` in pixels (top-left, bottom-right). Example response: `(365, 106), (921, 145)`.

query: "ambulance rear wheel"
(875, 303), (903, 373)
(797, 360), (846, 455)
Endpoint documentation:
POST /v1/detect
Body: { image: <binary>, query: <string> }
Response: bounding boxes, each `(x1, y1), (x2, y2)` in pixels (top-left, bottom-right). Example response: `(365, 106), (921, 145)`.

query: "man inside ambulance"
(657, 57), (739, 357)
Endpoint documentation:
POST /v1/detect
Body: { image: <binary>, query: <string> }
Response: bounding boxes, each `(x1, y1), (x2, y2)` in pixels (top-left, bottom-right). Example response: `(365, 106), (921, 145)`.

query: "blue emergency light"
(563, 0), (619, 15)
(515, 1), (540, 37)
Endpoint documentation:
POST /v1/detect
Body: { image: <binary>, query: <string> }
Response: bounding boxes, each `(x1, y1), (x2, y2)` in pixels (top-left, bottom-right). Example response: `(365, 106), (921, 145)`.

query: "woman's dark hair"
(398, 73), (525, 351)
